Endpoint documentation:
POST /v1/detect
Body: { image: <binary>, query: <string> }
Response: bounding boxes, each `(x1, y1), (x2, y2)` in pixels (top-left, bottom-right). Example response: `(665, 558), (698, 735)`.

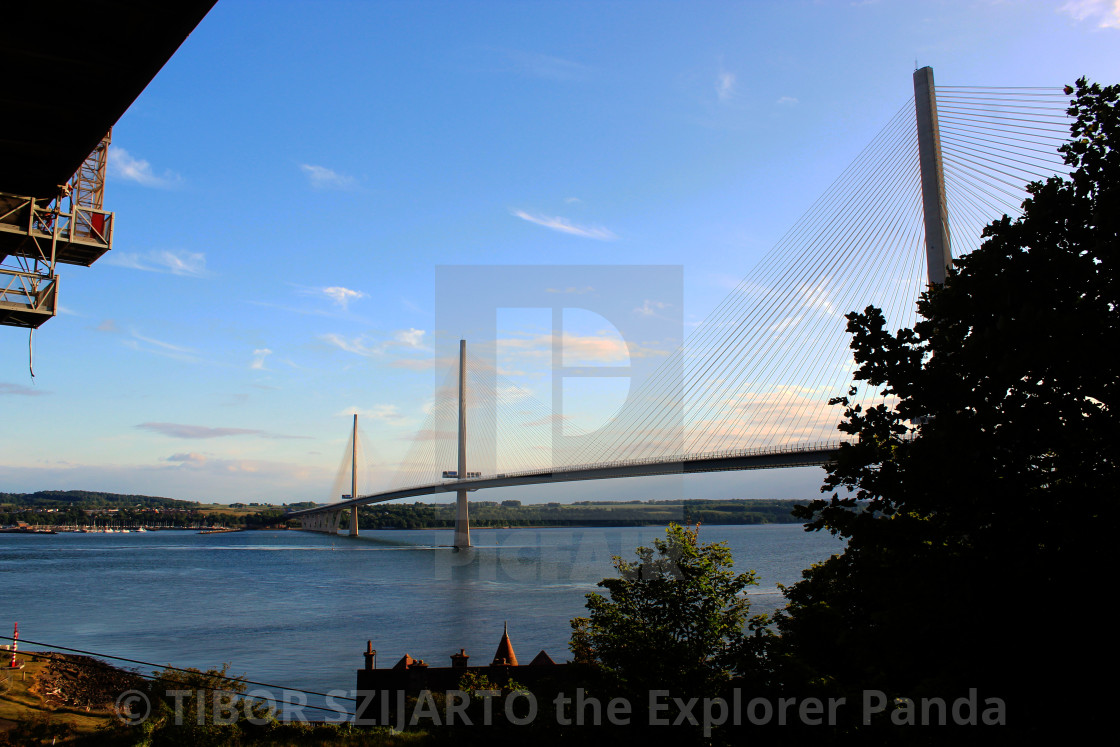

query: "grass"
(0, 653), (116, 740)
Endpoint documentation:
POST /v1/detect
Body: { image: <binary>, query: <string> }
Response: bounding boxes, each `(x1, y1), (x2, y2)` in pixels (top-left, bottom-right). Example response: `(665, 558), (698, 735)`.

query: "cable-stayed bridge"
(288, 68), (1074, 547)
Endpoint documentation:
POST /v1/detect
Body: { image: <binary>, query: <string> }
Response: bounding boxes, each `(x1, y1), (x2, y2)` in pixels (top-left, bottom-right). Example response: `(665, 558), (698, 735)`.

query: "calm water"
(0, 525), (842, 708)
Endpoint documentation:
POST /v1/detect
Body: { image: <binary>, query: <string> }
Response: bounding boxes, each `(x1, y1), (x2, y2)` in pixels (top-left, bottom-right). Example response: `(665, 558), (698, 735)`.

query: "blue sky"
(2, 0), (1117, 504)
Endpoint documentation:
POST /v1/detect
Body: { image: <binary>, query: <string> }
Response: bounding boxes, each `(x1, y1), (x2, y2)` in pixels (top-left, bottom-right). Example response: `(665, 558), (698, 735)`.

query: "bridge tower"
(454, 339), (472, 549)
(914, 66), (952, 285)
(350, 413), (360, 537)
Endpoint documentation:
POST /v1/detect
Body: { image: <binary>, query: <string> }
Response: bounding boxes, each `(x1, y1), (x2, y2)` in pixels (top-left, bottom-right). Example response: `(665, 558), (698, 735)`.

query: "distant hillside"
(355, 498), (810, 529)
(0, 490), (198, 509)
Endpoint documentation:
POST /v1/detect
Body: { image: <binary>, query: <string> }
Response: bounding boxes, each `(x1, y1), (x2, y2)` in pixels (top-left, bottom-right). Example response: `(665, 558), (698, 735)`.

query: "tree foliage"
(773, 79), (1118, 735)
(570, 523), (760, 703)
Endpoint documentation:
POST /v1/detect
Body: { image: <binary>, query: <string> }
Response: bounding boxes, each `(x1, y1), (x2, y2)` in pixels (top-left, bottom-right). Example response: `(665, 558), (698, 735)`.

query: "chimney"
(364, 641), (377, 670)
(450, 648), (470, 668)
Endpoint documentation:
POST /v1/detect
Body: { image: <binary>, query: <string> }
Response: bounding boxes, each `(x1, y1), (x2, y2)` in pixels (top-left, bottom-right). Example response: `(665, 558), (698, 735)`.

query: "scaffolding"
(0, 132), (113, 328)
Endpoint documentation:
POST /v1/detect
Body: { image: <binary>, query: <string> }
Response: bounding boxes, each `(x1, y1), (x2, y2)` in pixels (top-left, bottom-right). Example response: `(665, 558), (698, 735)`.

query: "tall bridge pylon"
(914, 66), (953, 286)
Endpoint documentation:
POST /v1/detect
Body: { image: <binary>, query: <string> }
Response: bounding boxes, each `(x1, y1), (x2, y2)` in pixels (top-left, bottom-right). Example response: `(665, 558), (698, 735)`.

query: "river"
(0, 524), (843, 711)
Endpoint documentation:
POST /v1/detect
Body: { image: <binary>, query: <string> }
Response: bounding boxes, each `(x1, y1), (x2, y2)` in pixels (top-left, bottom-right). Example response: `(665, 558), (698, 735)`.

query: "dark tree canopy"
(570, 523), (759, 704)
(773, 79), (1118, 738)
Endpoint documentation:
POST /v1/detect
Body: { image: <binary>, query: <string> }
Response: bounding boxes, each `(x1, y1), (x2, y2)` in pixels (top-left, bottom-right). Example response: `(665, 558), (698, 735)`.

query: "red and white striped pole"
(9, 622), (17, 668)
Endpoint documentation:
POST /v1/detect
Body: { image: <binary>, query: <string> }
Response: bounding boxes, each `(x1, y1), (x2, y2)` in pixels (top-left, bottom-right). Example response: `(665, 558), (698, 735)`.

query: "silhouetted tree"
(773, 79), (1118, 741)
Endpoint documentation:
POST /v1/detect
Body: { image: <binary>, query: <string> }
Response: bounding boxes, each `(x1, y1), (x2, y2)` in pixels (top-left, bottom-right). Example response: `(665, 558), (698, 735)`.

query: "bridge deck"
(286, 442), (842, 517)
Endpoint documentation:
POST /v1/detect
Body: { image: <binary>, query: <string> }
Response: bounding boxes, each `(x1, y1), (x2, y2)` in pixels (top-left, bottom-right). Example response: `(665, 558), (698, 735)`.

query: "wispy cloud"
(511, 210), (617, 240)
(498, 331), (667, 364)
(1, 382), (50, 396)
(105, 249), (208, 277)
(716, 70), (736, 102)
(1059, 0), (1120, 28)
(777, 96), (799, 106)
(251, 348), (272, 370)
(108, 146), (182, 188)
(300, 164), (358, 190)
(394, 328), (425, 348)
(501, 49), (592, 81)
(635, 300), (671, 317)
(137, 422), (308, 440)
(166, 452), (208, 465)
(320, 328), (428, 358)
(123, 331), (200, 363)
(319, 286), (365, 309)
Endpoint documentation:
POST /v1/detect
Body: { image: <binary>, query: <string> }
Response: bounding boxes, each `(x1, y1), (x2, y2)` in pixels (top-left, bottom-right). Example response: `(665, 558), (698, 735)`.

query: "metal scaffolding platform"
(1, 133), (113, 329)
(0, 1), (216, 330)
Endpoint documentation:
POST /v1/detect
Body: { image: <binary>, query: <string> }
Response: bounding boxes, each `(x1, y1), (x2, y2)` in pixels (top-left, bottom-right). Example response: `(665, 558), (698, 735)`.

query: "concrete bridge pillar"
(454, 490), (470, 549)
(350, 506), (359, 537)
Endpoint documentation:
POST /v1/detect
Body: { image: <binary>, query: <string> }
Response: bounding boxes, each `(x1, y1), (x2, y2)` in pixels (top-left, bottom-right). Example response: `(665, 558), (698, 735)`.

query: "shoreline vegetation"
(0, 491), (808, 532)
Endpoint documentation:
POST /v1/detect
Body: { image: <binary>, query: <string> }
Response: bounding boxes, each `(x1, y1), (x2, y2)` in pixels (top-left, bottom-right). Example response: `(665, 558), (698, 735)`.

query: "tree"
(570, 523), (761, 705)
(141, 664), (274, 746)
(773, 79), (1118, 737)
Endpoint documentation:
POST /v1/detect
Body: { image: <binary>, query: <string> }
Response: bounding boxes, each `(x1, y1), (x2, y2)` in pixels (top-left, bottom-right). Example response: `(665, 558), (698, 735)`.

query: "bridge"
(288, 67), (1073, 547)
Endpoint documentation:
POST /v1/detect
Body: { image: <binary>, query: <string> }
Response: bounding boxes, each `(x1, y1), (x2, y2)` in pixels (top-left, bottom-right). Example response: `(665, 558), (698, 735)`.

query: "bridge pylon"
(349, 413), (360, 537)
(914, 66), (952, 286)
(453, 339), (471, 549)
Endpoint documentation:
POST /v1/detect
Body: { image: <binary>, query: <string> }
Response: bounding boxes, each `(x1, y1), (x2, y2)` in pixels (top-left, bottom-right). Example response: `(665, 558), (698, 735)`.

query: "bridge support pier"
(350, 506), (359, 537)
(454, 490), (470, 549)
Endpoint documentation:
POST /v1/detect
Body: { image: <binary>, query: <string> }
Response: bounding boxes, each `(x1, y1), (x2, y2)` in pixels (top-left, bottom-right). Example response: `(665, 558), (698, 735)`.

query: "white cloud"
(251, 348), (272, 370)
(511, 210), (617, 240)
(106, 249), (208, 277)
(108, 146), (181, 188)
(394, 328), (425, 348)
(320, 286), (365, 309)
(777, 96), (799, 106)
(635, 300), (671, 317)
(1059, 0), (1120, 28)
(321, 333), (373, 356)
(497, 332), (667, 364)
(321, 328), (428, 358)
(299, 164), (357, 190)
(716, 70), (736, 102)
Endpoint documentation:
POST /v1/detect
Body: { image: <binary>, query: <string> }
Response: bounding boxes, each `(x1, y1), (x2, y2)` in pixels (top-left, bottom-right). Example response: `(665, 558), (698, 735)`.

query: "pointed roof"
(529, 650), (555, 666)
(492, 622), (518, 666)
